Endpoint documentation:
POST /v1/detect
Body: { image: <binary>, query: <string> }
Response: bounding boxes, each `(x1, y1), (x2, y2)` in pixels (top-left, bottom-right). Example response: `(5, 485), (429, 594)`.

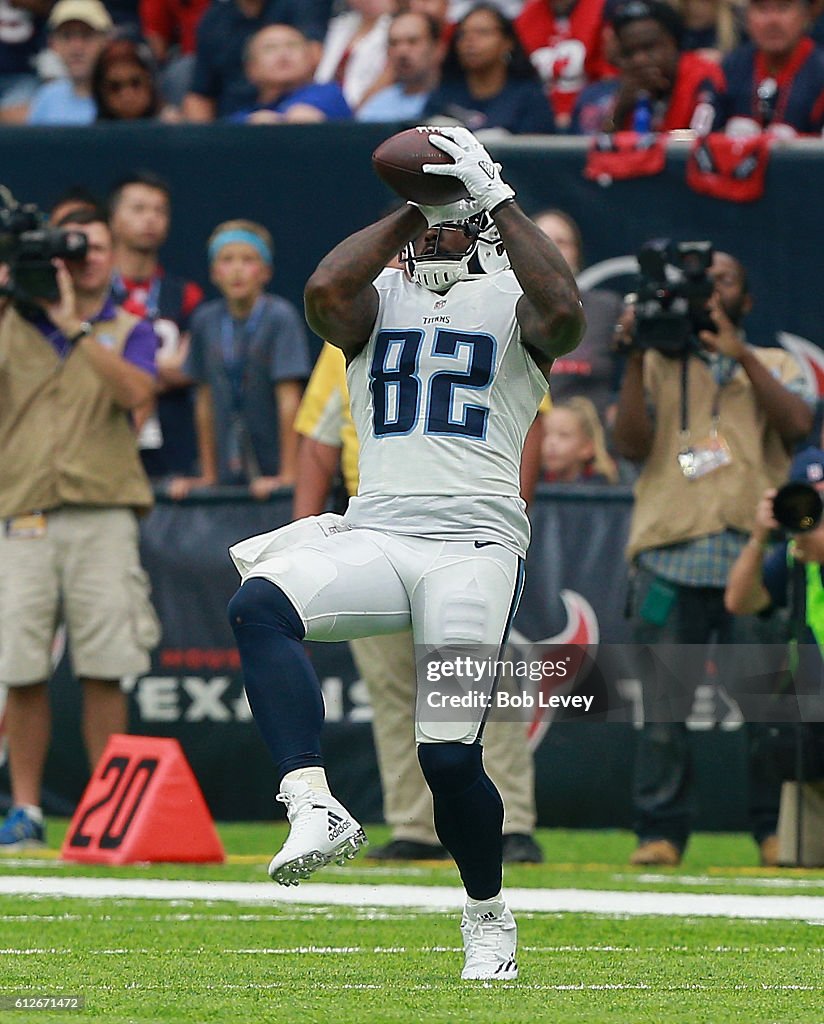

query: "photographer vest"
(0, 305), (154, 518)
(627, 347), (799, 562)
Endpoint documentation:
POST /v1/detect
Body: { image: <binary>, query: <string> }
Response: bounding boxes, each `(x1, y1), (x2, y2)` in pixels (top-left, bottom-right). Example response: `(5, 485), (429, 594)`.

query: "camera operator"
(725, 448), (824, 853)
(0, 206), (160, 850)
(613, 247), (814, 867)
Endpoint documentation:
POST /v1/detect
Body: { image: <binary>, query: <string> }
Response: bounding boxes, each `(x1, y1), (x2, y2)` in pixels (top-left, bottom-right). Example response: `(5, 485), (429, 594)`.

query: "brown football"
(372, 127), (469, 205)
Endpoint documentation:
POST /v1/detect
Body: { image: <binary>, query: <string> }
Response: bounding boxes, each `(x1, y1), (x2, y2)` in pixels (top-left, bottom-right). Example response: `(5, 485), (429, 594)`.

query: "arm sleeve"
(268, 302), (312, 383)
(123, 319), (159, 376)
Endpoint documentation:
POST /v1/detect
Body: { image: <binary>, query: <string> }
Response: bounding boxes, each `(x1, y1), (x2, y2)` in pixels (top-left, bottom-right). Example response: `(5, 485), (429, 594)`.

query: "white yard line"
(1, 876), (824, 921)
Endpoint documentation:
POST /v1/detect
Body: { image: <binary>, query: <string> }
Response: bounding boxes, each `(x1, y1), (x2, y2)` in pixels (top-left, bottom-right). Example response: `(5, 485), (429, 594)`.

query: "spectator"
(0, 0), (49, 123)
(357, 10), (445, 121)
(424, 3), (557, 133)
(91, 37), (164, 120)
(108, 171), (204, 482)
(541, 396), (619, 482)
(27, 0), (112, 125)
(533, 208), (624, 424)
(571, 0), (724, 134)
(177, 220), (311, 500)
(612, 249), (814, 867)
(139, 0), (209, 106)
(516, 0), (615, 130)
(0, 208), (160, 850)
(293, 341), (545, 864)
(314, 0), (393, 111)
(711, 0), (824, 136)
(229, 24), (351, 124)
(182, 0), (329, 121)
(674, 0), (741, 60)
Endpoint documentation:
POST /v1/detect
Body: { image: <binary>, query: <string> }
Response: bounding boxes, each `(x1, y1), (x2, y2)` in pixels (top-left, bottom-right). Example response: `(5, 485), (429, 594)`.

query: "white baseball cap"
(48, 0), (113, 32)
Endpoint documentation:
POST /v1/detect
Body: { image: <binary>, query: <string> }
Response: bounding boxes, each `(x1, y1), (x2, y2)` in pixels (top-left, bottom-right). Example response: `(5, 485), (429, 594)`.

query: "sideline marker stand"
(61, 734), (225, 864)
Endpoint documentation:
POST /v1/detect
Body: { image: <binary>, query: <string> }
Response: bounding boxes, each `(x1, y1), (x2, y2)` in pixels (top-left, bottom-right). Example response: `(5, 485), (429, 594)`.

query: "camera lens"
(773, 482), (823, 533)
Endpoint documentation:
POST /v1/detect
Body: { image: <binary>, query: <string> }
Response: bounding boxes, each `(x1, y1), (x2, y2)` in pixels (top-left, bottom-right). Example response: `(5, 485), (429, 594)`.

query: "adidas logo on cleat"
(496, 957), (517, 974)
(327, 811), (349, 841)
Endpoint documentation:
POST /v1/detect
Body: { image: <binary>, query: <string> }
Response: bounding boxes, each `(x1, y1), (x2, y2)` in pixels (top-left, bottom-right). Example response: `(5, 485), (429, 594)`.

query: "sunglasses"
(103, 73), (149, 94)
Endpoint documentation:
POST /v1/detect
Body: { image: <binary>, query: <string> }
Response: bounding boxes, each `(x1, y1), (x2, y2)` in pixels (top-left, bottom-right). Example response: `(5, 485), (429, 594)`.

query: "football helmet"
(404, 211), (510, 293)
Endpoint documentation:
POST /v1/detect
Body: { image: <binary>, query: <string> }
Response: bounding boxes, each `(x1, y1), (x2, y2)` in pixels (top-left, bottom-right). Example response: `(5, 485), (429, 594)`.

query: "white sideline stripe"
(1, 876), (824, 921)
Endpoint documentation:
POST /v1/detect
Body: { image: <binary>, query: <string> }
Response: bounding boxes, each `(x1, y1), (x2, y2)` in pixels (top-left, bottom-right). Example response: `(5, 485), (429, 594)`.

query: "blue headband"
(208, 229), (273, 265)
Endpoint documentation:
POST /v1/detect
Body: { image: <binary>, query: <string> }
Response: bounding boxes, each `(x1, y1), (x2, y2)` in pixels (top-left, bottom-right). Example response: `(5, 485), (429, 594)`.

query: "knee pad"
(418, 741), (483, 796)
(227, 578), (305, 640)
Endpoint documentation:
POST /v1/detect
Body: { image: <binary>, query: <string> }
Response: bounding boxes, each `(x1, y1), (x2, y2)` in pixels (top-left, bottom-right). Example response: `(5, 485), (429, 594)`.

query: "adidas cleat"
(269, 779), (367, 886)
(460, 899), (518, 981)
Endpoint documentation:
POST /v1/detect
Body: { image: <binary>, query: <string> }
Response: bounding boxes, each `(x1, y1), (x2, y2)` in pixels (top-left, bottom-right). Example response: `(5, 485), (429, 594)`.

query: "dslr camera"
(0, 186), (87, 304)
(629, 239), (716, 357)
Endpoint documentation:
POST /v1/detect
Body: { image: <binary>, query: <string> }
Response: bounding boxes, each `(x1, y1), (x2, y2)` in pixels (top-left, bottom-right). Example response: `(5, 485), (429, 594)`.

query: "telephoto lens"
(772, 482), (823, 533)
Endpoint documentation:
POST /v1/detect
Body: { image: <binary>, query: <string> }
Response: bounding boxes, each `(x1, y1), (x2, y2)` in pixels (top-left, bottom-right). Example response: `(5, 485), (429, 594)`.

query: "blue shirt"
(228, 82), (351, 123)
(356, 84), (430, 123)
(423, 78), (556, 135)
(27, 79), (96, 125)
(185, 293), (311, 481)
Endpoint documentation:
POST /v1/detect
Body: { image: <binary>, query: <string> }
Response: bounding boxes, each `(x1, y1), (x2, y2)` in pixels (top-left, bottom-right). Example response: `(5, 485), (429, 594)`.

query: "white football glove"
(407, 195), (484, 228)
(422, 126), (515, 213)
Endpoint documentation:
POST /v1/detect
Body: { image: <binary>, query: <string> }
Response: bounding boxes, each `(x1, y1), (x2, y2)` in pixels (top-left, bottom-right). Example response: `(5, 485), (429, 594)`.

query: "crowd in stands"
(2, 0), (824, 136)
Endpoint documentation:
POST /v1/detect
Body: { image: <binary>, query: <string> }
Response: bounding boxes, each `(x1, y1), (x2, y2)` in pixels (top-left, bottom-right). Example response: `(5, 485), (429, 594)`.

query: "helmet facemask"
(403, 212), (510, 293)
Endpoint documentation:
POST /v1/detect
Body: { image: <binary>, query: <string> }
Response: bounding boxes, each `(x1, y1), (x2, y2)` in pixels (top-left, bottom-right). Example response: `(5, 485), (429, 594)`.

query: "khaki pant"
(350, 631), (536, 844)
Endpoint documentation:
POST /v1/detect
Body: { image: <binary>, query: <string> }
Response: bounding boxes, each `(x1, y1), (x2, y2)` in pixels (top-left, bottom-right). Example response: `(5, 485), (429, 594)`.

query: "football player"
(227, 126), (584, 980)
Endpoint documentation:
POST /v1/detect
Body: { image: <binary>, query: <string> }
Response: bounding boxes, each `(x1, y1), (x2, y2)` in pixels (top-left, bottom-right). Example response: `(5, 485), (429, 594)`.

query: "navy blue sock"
(228, 578), (324, 783)
(418, 743), (504, 900)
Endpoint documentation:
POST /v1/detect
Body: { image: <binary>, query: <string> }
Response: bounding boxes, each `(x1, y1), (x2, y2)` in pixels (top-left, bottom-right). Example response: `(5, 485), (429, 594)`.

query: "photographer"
(0, 204), (160, 850)
(725, 448), (824, 856)
(613, 247), (814, 867)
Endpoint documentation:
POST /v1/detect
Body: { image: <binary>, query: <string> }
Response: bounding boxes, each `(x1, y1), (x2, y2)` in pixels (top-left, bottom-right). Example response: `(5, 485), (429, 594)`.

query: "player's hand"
(422, 127), (515, 213)
(407, 196), (484, 228)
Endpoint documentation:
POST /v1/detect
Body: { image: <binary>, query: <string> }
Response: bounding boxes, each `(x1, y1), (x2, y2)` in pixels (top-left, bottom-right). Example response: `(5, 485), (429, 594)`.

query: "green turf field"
(1, 823), (823, 1024)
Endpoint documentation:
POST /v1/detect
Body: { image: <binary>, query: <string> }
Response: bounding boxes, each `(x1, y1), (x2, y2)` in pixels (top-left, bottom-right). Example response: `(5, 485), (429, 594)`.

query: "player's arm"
(304, 207), (422, 361)
(520, 415), (543, 506)
(422, 128), (584, 365)
(496, 203), (585, 361)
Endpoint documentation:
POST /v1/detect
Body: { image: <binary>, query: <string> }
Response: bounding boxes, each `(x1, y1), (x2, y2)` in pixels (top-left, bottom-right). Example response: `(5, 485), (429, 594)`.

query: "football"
(372, 127), (469, 206)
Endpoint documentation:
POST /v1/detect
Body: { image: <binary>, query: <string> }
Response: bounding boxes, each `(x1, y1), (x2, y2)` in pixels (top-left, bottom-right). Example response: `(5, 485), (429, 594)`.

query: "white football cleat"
(460, 897), (518, 980)
(269, 779), (367, 886)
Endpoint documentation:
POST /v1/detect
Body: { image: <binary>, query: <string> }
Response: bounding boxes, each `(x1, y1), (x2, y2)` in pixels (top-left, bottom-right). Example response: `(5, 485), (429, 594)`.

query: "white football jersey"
(344, 268), (548, 556)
